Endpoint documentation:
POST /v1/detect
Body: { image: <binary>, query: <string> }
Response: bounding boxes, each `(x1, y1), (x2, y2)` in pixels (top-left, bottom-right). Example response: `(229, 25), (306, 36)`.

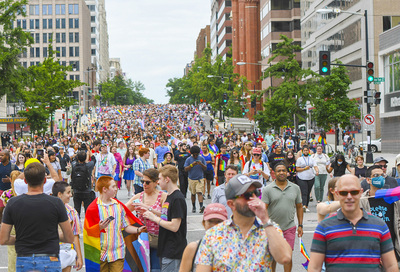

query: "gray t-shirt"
(262, 180), (302, 230)
(211, 184), (232, 218)
(184, 155), (206, 180)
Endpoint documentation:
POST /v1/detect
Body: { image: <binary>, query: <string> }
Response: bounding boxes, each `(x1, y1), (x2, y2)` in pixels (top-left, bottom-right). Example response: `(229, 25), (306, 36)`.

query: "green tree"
(256, 35), (319, 132)
(312, 61), (361, 151)
(19, 46), (84, 135)
(100, 75), (153, 105)
(0, 0), (33, 100)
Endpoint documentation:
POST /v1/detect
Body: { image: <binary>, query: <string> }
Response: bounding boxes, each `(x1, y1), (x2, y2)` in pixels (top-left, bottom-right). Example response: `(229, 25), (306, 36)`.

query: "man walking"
(262, 162), (303, 272)
(174, 143), (190, 197)
(184, 145), (207, 213)
(309, 174), (398, 271)
(0, 150), (17, 223)
(211, 164), (238, 217)
(0, 161), (74, 271)
(196, 174), (292, 271)
(361, 156), (398, 191)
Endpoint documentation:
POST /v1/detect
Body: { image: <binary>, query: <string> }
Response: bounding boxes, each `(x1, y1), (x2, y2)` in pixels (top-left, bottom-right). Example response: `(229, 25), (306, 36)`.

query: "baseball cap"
(135, 142), (141, 146)
(225, 174), (262, 200)
(252, 148), (262, 154)
(24, 158), (41, 169)
(203, 203), (228, 221)
(373, 156), (388, 164)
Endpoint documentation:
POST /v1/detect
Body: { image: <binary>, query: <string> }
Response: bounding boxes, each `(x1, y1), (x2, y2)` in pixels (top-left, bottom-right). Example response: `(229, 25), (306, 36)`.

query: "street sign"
(373, 77), (385, 84)
(363, 114), (375, 131)
(0, 117), (27, 124)
(245, 109), (249, 112)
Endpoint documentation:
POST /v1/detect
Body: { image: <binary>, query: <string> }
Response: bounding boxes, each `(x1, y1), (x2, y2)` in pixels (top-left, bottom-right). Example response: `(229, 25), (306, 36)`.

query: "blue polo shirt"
(184, 156), (206, 180)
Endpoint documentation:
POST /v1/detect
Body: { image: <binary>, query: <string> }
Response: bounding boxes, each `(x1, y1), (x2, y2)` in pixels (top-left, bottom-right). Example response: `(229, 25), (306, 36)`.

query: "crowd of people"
(0, 104), (400, 272)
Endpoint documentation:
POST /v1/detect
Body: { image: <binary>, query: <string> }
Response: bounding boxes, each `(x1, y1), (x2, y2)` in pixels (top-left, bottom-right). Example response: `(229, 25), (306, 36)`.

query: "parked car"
(358, 138), (381, 153)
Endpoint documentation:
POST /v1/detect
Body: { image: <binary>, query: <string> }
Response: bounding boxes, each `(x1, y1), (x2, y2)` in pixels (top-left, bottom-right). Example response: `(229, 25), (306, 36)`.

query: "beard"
(235, 201), (255, 218)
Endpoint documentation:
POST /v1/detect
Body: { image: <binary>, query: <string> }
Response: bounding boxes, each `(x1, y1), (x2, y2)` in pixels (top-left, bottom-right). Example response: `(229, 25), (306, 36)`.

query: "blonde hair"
(159, 165), (178, 184)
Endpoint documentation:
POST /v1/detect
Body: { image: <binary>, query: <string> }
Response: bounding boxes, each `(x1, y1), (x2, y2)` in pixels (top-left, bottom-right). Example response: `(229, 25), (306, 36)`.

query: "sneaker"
(303, 206), (306, 212)
(200, 206), (205, 213)
(207, 195), (211, 199)
(192, 207), (196, 213)
(310, 196), (314, 202)
(306, 208), (311, 212)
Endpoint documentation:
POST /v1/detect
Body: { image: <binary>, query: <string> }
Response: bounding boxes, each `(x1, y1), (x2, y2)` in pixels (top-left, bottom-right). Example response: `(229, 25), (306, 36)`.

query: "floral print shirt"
(196, 217), (282, 271)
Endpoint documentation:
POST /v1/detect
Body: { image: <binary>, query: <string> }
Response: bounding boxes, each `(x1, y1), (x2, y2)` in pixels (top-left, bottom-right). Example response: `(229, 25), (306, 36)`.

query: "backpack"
(71, 163), (90, 191)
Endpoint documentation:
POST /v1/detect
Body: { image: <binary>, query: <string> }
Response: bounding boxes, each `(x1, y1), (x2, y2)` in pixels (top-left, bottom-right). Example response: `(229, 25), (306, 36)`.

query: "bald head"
(336, 174), (360, 190)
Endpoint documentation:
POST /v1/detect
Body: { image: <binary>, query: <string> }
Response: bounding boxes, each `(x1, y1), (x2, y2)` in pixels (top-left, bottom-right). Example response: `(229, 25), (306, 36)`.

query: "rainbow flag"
(375, 187), (400, 204)
(219, 154), (230, 171)
(132, 233), (150, 272)
(140, 120), (145, 130)
(83, 198), (144, 272)
(116, 109), (123, 116)
(300, 238), (310, 270)
(208, 144), (218, 157)
(317, 135), (327, 145)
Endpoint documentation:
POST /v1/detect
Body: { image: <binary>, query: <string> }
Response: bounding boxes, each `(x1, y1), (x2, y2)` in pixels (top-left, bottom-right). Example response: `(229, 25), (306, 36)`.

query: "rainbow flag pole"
(300, 238), (310, 270)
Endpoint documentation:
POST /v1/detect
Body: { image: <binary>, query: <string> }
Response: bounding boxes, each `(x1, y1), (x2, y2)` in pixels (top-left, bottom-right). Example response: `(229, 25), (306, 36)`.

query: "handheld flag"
(375, 187), (400, 204)
(300, 238), (310, 270)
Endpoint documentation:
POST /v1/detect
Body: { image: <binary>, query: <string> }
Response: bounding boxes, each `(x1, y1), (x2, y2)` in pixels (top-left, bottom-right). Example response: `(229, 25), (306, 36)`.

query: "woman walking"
(311, 145), (330, 203)
(123, 146), (136, 196)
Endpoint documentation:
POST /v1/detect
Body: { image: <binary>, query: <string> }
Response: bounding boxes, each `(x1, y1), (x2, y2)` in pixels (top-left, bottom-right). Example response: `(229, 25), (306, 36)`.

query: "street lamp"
(316, 7), (373, 163)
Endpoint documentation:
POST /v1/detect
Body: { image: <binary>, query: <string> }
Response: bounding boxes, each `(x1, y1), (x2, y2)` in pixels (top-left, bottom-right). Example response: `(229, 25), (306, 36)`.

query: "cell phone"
(106, 216), (115, 221)
(37, 149), (44, 157)
(133, 199), (141, 204)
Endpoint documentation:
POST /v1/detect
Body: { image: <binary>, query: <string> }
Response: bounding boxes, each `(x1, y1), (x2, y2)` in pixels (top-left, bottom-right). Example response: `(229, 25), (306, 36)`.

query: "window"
(56, 33), (60, 43)
(91, 16), (95, 23)
(384, 50), (400, 94)
(61, 19), (66, 29)
(43, 33), (47, 43)
(23, 62), (27, 68)
(43, 4), (52, 15)
(74, 19), (79, 28)
(30, 62), (35, 67)
(56, 47), (60, 57)
(29, 19), (34, 29)
(75, 75), (80, 81)
(70, 75), (74, 80)
(271, 0), (290, 10)
(48, 19), (53, 29)
(69, 18), (74, 28)
(29, 5), (39, 15)
(383, 16), (400, 32)
(30, 47), (34, 58)
(35, 33), (39, 43)
(55, 4), (65, 15)
(48, 33), (53, 42)
(43, 47), (48, 58)
(17, 19), (21, 28)
(75, 47), (79, 57)
(62, 33), (66, 43)
(69, 32), (74, 43)
(271, 21), (291, 32)
(69, 47), (74, 57)
(22, 48), (27, 58)
(56, 19), (60, 29)
(62, 47), (66, 57)
(68, 4), (79, 14)
(226, 26), (232, 33)
(91, 38), (96, 44)
(43, 19), (47, 29)
(91, 49), (96, 56)
(88, 5), (96, 11)
(75, 33), (79, 43)
(35, 19), (39, 29)
(91, 27), (96, 34)
(35, 47), (40, 57)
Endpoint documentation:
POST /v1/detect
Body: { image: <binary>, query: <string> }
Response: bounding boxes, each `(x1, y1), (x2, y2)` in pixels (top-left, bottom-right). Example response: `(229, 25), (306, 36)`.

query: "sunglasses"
(338, 190), (360, 196)
(379, 165), (388, 168)
(253, 154), (261, 156)
(141, 179), (153, 185)
(235, 189), (261, 200)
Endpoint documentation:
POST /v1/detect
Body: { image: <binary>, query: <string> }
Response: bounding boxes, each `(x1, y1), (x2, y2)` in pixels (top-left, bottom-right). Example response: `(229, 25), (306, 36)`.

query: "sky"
(106, 0), (211, 104)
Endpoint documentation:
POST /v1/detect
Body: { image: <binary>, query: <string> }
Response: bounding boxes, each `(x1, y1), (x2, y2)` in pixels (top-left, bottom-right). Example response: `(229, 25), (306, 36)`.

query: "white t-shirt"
(14, 178), (55, 196)
(242, 160), (270, 184)
(147, 148), (156, 167)
(296, 156), (317, 180)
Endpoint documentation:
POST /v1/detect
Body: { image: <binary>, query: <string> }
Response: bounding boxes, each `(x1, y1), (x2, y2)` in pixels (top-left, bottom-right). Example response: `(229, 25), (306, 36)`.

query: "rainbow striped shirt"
(97, 198), (130, 262)
(311, 209), (394, 271)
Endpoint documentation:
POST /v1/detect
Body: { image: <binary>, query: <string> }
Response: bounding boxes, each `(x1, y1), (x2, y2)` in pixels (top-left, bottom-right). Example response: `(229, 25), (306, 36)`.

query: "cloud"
(106, 0), (210, 103)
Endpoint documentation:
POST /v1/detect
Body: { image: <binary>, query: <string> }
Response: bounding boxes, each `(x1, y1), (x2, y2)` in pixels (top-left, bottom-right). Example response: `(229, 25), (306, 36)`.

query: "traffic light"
(98, 84), (102, 94)
(251, 98), (256, 108)
(367, 62), (374, 83)
(364, 90), (374, 104)
(319, 51), (331, 76)
(374, 91), (381, 105)
(88, 88), (92, 93)
(62, 114), (65, 119)
(223, 93), (228, 104)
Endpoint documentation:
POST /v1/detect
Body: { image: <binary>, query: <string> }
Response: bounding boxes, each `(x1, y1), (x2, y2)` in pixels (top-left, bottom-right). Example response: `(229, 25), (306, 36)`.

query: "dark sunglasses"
(380, 165), (388, 168)
(338, 190), (360, 196)
(372, 173), (385, 178)
(253, 154), (261, 156)
(141, 179), (153, 185)
(235, 189), (261, 200)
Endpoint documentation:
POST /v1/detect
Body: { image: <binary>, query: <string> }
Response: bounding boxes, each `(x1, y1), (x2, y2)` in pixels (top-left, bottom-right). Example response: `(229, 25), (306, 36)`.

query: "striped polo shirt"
(311, 209), (394, 271)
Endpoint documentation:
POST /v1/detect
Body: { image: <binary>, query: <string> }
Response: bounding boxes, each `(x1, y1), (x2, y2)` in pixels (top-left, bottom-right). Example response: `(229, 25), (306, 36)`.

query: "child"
(0, 170), (20, 272)
(84, 176), (145, 272)
(52, 181), (83, 272)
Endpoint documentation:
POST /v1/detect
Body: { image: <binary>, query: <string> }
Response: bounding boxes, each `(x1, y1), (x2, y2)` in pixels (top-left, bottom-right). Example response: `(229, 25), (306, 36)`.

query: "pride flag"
(83, 198), (144, 272)
(375, 187), (400, 204)
(132, 233), (150, 272)
(116, 109), (123, 116)
(317, 135), (327, 145)
(300, 238), (310, 270)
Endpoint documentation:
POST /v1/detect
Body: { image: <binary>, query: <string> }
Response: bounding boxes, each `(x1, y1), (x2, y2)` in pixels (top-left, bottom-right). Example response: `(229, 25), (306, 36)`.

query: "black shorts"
(204, 170), (214, 181)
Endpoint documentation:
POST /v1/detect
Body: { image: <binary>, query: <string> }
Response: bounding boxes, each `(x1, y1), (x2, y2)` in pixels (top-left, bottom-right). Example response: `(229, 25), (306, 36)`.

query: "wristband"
(190, 164), (193, 167)
(137, 228), (139, 233)
(158, 218), (162, 225)
(298, 224), (303, 228)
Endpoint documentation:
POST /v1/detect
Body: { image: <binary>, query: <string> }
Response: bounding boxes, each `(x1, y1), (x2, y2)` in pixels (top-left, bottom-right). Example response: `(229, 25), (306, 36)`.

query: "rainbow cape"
(375, 187), (400, 204)
(208, 144), (218, 157)
(83, 198), (144, 272)
(317, 135), (327, 145)
(219, 154), (230, 171)
(116, 109), (123, 115)
(300, 238), (310, 270)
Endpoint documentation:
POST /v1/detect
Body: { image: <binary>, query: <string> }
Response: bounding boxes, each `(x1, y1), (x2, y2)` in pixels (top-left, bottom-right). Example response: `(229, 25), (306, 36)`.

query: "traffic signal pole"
(364, 9), (373, 164)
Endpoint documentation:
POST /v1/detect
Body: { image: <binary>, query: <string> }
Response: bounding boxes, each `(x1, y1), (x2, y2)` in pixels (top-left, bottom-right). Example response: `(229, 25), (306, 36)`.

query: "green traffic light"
(242, 112), (245, 115)
(321, 67), (328, 73)
(368, 76), (374, 82)
(223, 100), (227, 103)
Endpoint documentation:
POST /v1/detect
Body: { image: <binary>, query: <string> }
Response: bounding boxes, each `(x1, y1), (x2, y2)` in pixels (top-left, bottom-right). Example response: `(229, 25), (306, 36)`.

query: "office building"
(210, 0), (232, 62)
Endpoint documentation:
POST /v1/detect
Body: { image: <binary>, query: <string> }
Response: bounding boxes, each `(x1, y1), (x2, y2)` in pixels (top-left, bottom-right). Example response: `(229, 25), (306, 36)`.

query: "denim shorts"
(16, 256), (61, 272)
